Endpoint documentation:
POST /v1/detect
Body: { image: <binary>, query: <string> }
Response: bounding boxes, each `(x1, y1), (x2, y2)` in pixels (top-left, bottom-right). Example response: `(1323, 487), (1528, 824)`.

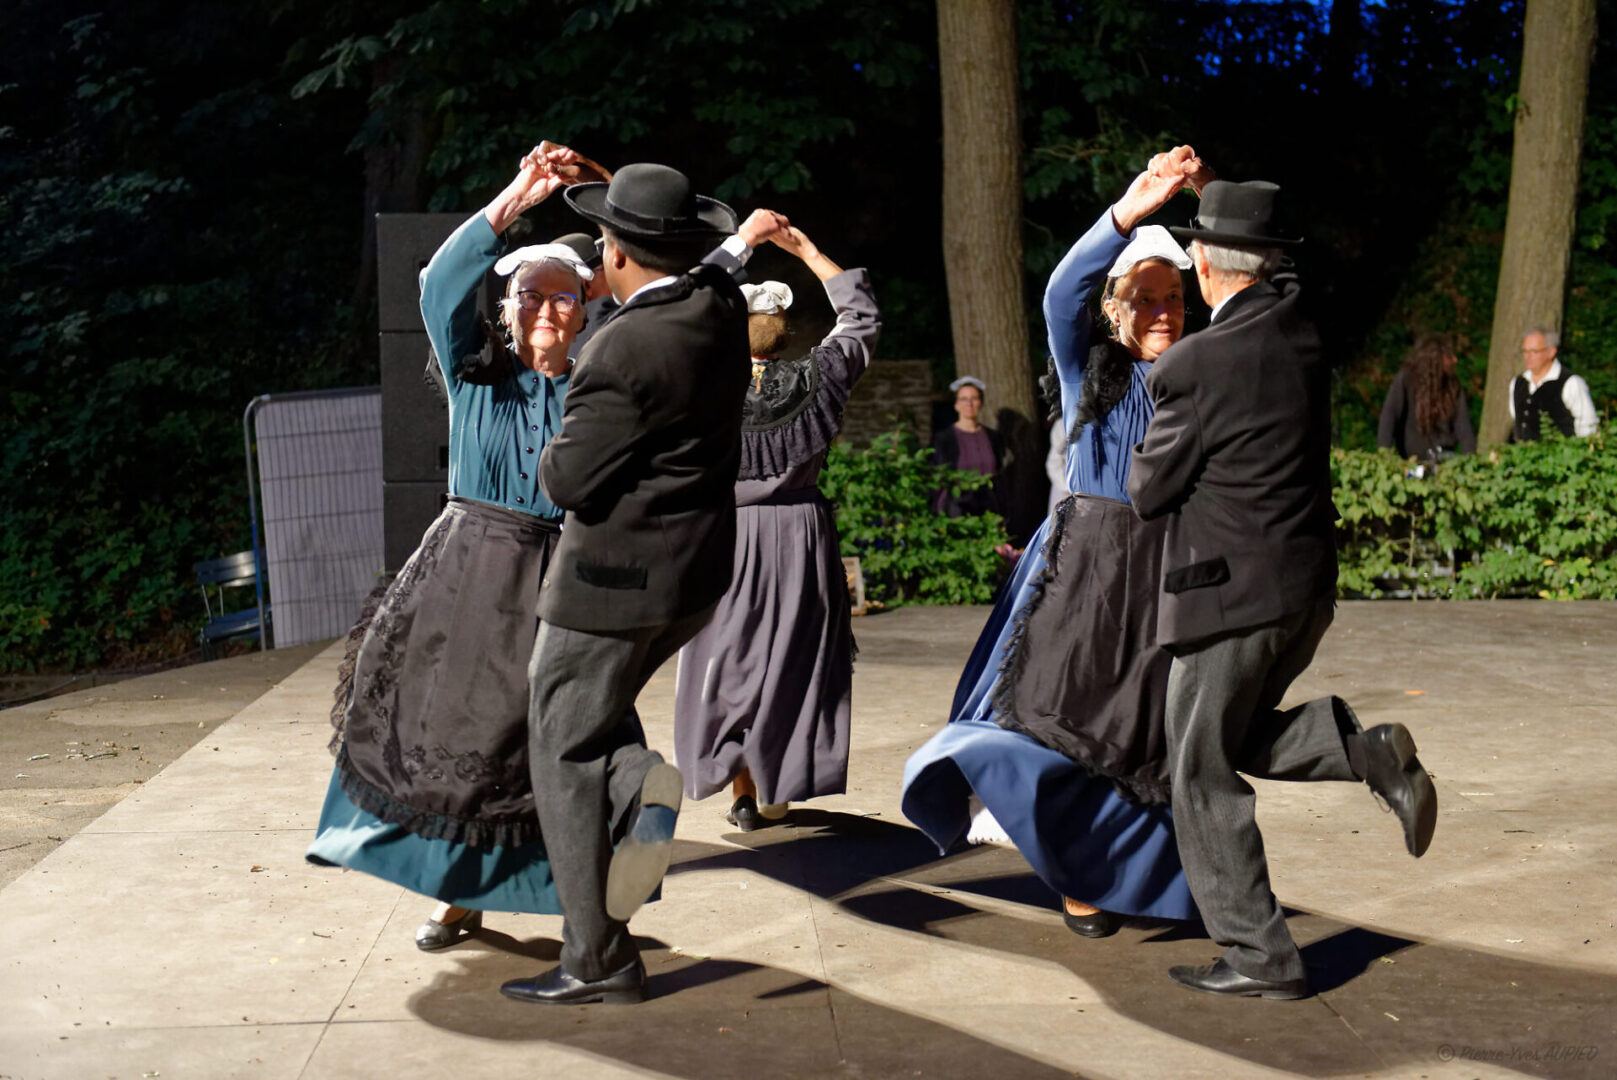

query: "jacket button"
(520, 472), (528, 480)
(516, 496), (525, 504)
(542, 578), (549, 587)
(525, 447), (534, 454)
(530, 424), (538, 431)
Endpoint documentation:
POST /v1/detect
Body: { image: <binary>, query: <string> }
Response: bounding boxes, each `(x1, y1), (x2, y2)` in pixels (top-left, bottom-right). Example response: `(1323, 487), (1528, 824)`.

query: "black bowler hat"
(565, 163), (736, 239)
(1170, 180), (1302, 247)
(551, 231), (603, 269)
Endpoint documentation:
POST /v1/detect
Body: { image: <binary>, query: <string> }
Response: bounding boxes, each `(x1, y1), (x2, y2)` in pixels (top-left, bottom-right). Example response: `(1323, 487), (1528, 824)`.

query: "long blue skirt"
(306, 770), (562, 914)
(900, 516), (1197, 920)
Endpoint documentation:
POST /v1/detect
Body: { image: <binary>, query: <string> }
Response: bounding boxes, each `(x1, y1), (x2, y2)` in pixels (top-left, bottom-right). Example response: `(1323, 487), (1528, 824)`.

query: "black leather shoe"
(726, 795), (764, 832)
(1168, 959), (1309, 1000)
(605, 762), (682, 922)
(414, 908), (481, 952)
(1358, 723), (1438, 858)
(1062, 907), (1118, 938)
(500, 959), (646, 1005)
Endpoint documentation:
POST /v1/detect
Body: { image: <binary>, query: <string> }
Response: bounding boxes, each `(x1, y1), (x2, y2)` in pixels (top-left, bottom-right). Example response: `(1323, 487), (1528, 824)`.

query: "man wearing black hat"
(564, 209), (790, 361)
(1128, 180), (1438, 1000)
(499, 163), (751, 1005)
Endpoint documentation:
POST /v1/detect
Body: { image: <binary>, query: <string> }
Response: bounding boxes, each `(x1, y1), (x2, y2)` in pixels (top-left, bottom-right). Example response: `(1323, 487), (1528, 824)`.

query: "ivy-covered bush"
(821, 431), (1010, 606)
(1334, 425), (1617, 599)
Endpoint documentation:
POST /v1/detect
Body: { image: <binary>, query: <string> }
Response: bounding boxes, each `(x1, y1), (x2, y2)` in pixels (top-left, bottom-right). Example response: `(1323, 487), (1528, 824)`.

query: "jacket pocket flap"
(576, 562), (648, 590)
(1164, 556), (1230, 595)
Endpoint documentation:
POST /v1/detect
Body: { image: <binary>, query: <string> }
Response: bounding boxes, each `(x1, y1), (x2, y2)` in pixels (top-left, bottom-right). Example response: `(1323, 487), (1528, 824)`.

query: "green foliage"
(1333, 427), (1617, 600)
(820, 432), (1009, 606)
(0, 5), (362, 672)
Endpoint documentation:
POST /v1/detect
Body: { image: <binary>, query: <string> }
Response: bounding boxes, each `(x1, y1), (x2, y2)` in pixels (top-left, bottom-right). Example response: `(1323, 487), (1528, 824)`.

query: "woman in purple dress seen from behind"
(674, 223), (881, 831)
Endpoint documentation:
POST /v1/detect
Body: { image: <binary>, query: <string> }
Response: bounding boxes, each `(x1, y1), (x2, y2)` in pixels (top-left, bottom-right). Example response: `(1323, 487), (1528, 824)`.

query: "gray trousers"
(527, 606), (714, 980)
(1164, 595), (1360, 982)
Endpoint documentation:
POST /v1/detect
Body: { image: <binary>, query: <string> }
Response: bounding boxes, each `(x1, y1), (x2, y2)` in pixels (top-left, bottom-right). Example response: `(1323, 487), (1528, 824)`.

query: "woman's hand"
(484, 142), (571, 233)
(738, 208), (790, 249)
(769, 225), (844, 282)
(1111, 145), (1207, 234)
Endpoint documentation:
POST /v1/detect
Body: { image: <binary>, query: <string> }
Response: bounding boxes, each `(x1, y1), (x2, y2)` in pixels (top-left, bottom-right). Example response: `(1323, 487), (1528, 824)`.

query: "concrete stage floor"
(1, 602), (1613, 1080)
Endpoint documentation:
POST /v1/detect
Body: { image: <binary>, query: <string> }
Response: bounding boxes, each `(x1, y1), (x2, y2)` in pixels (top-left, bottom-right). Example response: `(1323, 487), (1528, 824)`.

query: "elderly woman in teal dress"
(307, 143), (605, 949)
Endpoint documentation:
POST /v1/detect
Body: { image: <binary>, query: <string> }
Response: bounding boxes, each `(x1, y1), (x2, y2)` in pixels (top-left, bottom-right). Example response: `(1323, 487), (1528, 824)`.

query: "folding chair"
(194, 550), (269, 656)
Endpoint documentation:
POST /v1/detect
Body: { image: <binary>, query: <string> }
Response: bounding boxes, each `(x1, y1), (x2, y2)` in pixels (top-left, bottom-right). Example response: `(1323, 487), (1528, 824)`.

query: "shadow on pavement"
(835, 840), (1614, 1080)
(414, 809), (1612, 1080)
(406, 930), (1091, 1080)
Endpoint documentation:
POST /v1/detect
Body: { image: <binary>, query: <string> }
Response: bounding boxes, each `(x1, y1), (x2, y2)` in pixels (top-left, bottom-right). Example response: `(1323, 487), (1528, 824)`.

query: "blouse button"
(525, 447), (534, 454)
(516, 496), (525, 504)
(520, 472), (528, 480)
(530, 424), (539, 432)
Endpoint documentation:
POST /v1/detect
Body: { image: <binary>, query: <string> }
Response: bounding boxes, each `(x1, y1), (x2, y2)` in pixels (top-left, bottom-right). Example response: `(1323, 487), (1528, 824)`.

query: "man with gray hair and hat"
(498, 159), (753, 1006)
(1129, 180), (1438, 1000)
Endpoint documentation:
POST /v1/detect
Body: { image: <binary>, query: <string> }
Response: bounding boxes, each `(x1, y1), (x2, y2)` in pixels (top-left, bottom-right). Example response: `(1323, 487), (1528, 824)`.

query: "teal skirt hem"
(306, 770), (562, 914)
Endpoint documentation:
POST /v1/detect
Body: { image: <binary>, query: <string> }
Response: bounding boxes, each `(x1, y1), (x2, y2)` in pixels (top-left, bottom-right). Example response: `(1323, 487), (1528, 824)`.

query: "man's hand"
(738, 208), (790, 249)
(536, 142), (613, 185)
(1112, 144), (1208, 234)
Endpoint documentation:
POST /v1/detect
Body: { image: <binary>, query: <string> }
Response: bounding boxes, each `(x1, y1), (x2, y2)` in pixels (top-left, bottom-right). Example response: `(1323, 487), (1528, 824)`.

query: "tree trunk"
(938, 0), (1041, 538)
(937, 0), (1029, 413)
(353, 56), (435, 311)
(1478, 0), (1596, 448)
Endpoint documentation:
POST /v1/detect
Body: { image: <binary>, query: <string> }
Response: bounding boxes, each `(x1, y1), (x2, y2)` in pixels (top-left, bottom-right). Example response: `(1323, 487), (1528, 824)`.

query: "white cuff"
(721, 233), (753, 263)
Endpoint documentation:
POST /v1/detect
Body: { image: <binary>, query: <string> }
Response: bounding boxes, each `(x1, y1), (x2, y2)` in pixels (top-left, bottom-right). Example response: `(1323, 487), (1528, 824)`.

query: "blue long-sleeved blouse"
(418, 213), (568, 519)
(1041, 210), (1156, 503)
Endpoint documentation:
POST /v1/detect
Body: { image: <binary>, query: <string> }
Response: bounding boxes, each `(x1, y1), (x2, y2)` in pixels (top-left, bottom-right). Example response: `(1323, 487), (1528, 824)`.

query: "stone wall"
(839, 359), (935, 448)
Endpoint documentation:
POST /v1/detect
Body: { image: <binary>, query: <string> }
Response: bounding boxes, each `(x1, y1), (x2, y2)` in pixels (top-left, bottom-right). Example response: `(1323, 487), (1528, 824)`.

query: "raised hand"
(769, 225), (843, 282)
(1112, 144), (1207, 233)
(738, 209), (790, 249)
(767, 224), (819, 261)
(483, 142), (569, 234)
(536, 142), (613, 185)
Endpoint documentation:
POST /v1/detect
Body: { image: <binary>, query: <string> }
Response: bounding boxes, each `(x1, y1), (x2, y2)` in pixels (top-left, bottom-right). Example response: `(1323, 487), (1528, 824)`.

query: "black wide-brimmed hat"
(551, 231), (603, 269)
(565, 163), (736, 240)
(1170, 180), (1302, 247)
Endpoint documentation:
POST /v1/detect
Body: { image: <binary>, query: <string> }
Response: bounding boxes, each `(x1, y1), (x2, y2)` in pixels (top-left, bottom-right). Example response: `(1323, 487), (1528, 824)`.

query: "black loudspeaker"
(379, 331), (449, 484)
(377, 213), (472, 332)
(383, 481), (452, 573)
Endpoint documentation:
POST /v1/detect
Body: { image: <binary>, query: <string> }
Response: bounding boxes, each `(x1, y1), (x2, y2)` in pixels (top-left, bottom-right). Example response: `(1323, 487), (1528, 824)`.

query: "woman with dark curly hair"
(1377, 333), (1476, 460)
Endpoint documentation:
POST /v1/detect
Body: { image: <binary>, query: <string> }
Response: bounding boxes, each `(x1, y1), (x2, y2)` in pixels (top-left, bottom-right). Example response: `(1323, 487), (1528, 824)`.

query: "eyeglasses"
(514, 290), (579, 316)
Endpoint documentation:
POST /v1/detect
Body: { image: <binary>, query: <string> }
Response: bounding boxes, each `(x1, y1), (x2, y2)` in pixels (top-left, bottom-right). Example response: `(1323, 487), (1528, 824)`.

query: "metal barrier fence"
(244, 388), (384, 649)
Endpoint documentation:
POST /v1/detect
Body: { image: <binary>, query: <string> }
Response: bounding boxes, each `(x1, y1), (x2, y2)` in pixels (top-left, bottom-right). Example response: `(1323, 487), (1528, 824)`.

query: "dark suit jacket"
(1127, 279), (1337, 649)
(538, 262), (750, 631)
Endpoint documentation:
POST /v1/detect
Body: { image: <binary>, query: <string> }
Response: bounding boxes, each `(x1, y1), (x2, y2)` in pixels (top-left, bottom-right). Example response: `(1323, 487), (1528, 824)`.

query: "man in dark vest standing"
(1129, 181), (1438, 1000)
(1510, 327), (1598, 441)
(500, 164), (750, 1005)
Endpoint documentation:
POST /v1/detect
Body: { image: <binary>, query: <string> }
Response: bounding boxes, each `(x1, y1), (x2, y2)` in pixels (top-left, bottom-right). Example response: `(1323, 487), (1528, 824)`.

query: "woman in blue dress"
(308, 142), (608, 950)
(902, 146), (1212, 936)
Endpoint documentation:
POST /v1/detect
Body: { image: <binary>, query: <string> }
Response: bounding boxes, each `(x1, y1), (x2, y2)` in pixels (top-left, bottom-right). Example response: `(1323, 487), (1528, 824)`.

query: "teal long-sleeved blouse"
(418, 213), (568, 519)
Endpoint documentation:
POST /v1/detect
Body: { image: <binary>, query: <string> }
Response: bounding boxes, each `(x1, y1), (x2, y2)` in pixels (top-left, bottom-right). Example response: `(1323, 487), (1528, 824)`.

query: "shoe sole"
(1377, 724), (1438, 858)
(605, 763), (682, 922)
(1169, 969), (1310, 1000)
(498, 984), (646, 1005)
